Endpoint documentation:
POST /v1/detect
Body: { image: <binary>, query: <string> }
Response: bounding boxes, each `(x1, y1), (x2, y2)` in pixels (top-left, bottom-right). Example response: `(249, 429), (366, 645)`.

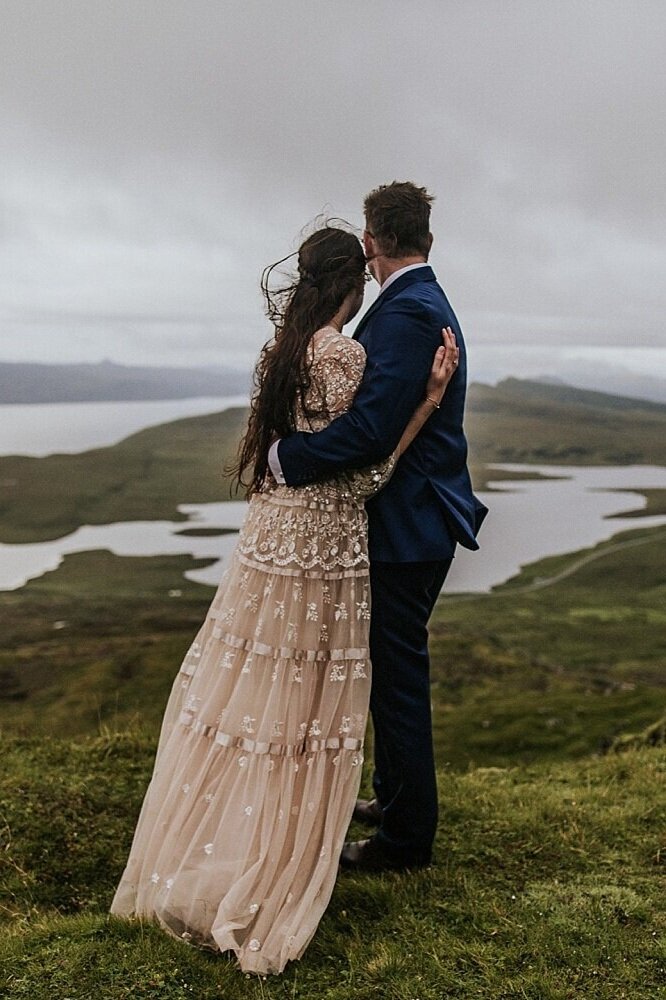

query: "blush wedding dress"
(109, 327), (394, 975)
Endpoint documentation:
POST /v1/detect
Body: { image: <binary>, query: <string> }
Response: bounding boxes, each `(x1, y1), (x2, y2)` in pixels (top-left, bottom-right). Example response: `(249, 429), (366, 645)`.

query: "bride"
(109, 224), (458, 975)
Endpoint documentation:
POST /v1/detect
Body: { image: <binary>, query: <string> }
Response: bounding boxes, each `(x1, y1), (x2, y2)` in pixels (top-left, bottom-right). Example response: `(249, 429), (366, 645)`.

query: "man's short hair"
(364, 181), (434, 259)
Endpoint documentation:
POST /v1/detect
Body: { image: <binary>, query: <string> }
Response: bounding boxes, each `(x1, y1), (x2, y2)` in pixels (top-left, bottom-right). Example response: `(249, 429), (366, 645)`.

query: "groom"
(269, 181), (487, 871)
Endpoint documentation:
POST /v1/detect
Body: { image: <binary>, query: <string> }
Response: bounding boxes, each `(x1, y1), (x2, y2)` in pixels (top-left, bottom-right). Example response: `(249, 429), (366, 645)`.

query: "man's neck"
(373, 255), (427, 287)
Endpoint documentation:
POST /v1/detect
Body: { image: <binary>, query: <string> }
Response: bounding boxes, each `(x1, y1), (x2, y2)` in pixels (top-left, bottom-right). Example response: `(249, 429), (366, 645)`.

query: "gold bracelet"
(425, 395), (440, 409)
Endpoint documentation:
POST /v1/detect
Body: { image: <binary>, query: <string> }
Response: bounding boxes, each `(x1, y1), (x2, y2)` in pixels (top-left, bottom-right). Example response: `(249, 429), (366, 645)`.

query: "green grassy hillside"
(0, 407), (248, 543)
(1, 731), (665, 999)
(0, 534), (663, 997)
(1, 525), (664, 766)
(429, 524), (666, 769)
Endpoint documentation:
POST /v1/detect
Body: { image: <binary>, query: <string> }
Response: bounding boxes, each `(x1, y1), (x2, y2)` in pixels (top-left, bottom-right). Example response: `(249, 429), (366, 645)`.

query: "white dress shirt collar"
(378, 262), (429, 294)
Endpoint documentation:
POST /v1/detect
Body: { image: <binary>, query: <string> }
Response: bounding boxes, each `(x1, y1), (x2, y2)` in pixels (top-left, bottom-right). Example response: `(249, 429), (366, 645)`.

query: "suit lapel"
(352, 293), (383, 341)
(352, 266), (436, 341)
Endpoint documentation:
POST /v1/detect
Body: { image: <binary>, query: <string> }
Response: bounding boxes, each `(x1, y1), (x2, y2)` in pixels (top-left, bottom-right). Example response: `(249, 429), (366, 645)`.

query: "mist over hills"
(0, 359), (251, 403)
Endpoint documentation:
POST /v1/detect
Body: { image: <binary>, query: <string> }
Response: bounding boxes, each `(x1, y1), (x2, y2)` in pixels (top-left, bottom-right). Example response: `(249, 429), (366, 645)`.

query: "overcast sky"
(1, 1), (664, 397)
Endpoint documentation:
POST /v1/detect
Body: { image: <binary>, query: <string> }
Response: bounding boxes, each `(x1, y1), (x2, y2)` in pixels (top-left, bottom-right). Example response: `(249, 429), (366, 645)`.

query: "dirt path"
(508, 531), (664, 593)
(443, 528), (666, 601)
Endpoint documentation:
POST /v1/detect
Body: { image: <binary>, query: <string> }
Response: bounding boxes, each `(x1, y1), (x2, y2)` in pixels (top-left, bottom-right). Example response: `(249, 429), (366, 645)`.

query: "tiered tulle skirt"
(110, 483), (372, 974)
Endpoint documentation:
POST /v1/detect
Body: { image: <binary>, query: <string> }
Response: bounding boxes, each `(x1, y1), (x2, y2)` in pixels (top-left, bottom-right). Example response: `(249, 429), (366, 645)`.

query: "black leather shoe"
(339, 837), (431, 873)
(352, 798), (384, 826)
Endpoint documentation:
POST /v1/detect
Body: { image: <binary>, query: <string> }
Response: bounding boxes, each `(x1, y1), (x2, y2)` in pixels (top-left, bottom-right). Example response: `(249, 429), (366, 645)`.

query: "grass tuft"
(1, 733), (665, 997)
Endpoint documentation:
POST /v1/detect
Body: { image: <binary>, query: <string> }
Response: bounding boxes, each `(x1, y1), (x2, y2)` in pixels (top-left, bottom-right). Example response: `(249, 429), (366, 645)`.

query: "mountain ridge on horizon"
(0, 358), (665, 410)
(486, 376), (666, 414)
(0, 358), (251, 404)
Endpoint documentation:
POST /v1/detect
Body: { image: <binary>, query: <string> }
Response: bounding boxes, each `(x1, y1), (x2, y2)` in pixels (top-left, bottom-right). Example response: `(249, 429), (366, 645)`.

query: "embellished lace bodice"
(237, 326), (396, 576)
(266, 325), (396, 505)
(297, 326), (369, 432)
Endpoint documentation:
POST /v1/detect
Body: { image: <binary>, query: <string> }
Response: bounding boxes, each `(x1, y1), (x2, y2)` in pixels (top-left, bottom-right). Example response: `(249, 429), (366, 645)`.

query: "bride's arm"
(394, 326), (459, 457)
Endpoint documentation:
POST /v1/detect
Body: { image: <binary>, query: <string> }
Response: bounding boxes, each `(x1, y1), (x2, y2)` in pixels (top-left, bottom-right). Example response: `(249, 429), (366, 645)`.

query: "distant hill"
(489, 377), (666, 414)
(466, 378), (666, 465)
(533, 370), (666, 405)
(0, 359), (251, 403)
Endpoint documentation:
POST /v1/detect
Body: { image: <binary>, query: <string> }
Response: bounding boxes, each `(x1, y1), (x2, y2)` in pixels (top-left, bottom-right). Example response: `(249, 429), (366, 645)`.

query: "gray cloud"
(1, 0), (664, 389)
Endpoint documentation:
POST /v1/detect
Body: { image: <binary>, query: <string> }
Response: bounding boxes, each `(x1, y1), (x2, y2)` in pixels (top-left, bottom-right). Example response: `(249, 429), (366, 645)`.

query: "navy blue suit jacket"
(277, 265), (488, 562)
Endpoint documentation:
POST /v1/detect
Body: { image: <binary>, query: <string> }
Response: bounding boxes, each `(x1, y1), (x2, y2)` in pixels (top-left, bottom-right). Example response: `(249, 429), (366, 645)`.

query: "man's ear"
(426, 232), (434, 254)
(365, 234), (384, 269)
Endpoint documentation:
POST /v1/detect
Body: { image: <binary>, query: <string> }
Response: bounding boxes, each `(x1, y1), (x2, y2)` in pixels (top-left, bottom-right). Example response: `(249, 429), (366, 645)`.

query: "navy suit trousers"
(368, 557), (453, 863)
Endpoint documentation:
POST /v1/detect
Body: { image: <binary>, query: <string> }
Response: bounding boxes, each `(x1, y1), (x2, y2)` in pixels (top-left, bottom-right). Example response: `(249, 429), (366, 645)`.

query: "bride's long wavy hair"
(230, 225), (367, 496)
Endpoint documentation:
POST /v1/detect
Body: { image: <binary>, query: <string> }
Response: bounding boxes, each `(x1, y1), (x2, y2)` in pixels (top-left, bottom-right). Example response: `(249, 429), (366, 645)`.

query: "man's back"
(353, 266), (485, 561)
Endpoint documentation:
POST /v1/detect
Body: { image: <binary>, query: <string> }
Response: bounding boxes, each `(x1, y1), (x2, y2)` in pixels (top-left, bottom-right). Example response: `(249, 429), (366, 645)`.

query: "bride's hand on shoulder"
(426, 327), (459, 406)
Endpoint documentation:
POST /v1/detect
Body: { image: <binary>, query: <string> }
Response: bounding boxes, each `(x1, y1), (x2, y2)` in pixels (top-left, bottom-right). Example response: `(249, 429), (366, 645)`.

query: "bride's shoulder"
(311, 326), (366, 362)
(338, 336), (366, 362)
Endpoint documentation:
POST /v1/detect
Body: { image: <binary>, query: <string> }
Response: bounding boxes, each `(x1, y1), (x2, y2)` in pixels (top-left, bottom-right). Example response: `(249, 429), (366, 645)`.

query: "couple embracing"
(110, 181), (488, 975)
